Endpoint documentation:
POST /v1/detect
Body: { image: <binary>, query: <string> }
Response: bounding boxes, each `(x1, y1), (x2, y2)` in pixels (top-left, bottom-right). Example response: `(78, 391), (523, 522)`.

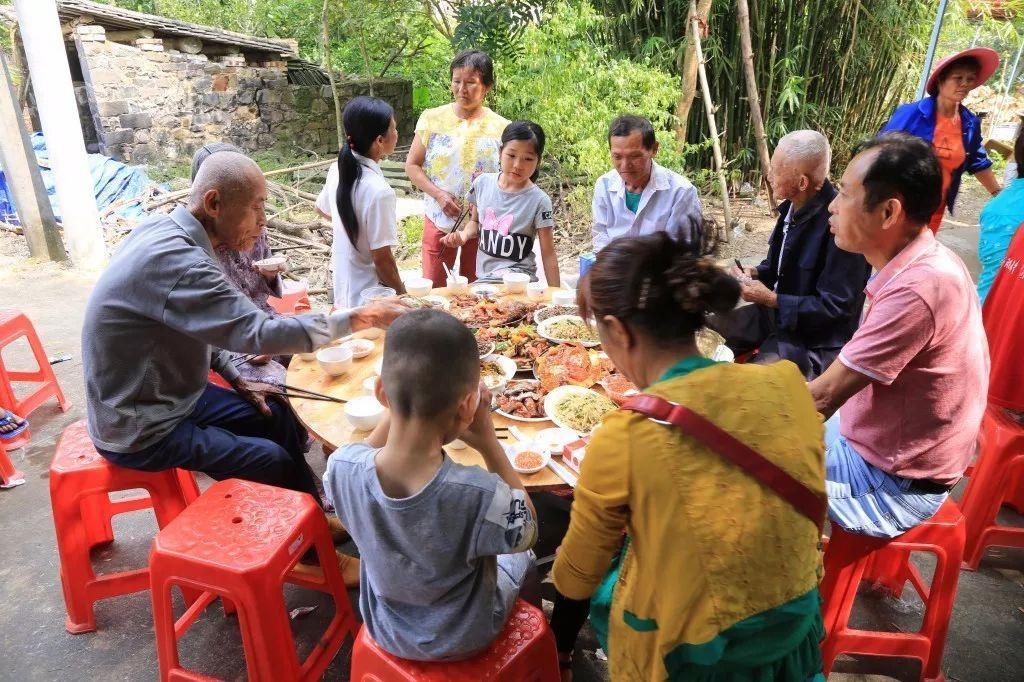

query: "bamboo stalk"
(690, 0), (732, 239)
(736, 0), (775, 210)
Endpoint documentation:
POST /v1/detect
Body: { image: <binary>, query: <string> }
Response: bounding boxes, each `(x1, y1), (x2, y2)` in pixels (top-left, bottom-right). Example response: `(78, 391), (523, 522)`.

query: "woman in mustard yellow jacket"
(550, 233), (826, 681)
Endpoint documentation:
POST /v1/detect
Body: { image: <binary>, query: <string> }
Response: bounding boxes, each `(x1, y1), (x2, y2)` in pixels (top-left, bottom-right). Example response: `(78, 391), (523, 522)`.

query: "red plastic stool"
(820, 499), (965, 682)
(960, 406), (1024, 569)
(149, 478), (357, 681)
(49, 420), (200, 634)
(0, 437), (25, 488)
(268, 279), (310, 315)
(0, 310), (70, 419)
(351, 599), (559, 681)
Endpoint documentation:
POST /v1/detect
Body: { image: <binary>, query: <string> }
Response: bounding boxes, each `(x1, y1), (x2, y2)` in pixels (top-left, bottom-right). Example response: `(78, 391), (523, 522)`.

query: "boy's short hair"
(381, 309), (480, 418)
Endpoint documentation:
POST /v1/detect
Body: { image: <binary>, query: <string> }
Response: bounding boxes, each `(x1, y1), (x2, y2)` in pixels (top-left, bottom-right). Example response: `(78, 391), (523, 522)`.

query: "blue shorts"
(825, 413), (946, 538)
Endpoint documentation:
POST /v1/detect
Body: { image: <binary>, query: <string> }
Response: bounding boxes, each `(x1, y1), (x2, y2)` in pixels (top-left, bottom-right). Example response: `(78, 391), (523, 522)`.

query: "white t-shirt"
(317, 153), (398, 308)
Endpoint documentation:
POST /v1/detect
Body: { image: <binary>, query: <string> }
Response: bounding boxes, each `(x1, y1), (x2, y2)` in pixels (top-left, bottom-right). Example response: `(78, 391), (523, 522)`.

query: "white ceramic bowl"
(316, 345), (353, 376)
(345, 396), (385, 431)
(503, 272), (530, 294)
(363, 375), (379, 395)
(447, 275), (469, 294)
(552, 289), (577, 306)
(405, 277), (433, 297)
(481, 354), (517, 394)
(527, 281), (547, 300)
(342, 338), (374, 359)
(506, 441), (551, 475)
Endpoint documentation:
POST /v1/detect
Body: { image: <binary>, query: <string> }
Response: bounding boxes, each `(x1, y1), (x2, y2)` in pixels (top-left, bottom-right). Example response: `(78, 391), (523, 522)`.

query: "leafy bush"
(490, 2), (709, 186)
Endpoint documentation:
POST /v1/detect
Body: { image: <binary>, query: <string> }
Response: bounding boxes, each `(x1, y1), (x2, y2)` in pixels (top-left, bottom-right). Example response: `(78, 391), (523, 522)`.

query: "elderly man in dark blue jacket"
(719, 130), (871, 379)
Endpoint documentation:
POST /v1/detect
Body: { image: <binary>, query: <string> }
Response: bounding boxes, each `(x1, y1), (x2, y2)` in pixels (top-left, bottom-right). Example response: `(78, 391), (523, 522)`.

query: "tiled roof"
(55, 0), (296, 56)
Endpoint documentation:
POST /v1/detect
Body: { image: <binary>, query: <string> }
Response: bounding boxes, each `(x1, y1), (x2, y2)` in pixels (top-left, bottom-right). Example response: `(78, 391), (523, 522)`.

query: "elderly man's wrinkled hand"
(740, 280), (778, 309)
(350, 299), (407, 332)
(229, 378), (281, 418)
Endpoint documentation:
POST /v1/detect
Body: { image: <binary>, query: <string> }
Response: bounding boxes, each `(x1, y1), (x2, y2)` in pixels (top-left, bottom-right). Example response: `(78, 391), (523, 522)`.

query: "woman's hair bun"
(664, 247), (740, 317)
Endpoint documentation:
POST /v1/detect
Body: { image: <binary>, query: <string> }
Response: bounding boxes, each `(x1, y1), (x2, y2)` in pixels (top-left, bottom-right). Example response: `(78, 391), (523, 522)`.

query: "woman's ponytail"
(335, 96), (395, 247)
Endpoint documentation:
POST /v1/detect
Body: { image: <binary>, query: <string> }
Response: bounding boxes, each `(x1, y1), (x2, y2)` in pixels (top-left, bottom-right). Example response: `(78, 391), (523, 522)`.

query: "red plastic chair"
(0, 310), (70, 420)
(350, 599), (560, 681)
(0, 436), (25, 488)
(149, 478), (357, 681)
(49, 420), (200, 633)
(268, 279), (310, 315)
(820, 498), (965, 682)
(960, 405), (1024, 570)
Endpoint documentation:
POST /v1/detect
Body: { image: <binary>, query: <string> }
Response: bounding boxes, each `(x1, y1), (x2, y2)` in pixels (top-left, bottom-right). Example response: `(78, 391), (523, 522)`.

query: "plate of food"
(450, 294), (532, 329)
(471, 283), (500, 297)
(534, 344), (604, 391)
(536, 315), (600, 347)
(398, 294), (447, 311)
(544, 385), (618, 434)
(477, 338), (496, 357)
(475, 324), (551, 372)
(505, 441), (551, 474)
(533, 304), (579, 326)
(481, 354), (517, 391)
(494, 380), (550, 422)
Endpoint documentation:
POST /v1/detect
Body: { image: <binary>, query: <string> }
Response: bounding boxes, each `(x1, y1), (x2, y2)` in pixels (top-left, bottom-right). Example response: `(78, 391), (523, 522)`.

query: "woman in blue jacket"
(882, 48), (1002, 233)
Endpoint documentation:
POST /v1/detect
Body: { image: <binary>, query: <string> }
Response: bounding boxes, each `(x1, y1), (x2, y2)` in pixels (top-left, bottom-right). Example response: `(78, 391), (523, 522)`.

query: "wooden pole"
(321, 0), (344, 148)
(0, 50), (66, 260)
(736, 0), (775, 211)
(675, 0), (713, 142)
(690, 0), (732, 240)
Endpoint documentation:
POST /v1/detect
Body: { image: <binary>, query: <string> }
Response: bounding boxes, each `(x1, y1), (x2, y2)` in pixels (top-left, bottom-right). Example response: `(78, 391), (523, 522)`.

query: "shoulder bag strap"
(621, 394), (826, 529)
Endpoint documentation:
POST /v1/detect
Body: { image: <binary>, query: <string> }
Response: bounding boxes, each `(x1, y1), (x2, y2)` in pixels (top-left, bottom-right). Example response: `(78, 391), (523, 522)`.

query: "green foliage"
(593, 0), (935, 174)
(396, 214), (425, 260)
(452, 0), (542, 60)
(491, 2), (709, 185)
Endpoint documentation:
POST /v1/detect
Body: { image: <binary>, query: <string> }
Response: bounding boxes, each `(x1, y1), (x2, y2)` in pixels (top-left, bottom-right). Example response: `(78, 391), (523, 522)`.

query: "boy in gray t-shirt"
(323, 309), (537, 662)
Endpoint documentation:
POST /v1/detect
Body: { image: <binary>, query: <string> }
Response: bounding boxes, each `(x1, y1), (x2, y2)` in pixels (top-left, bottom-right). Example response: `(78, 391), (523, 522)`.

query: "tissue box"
(562, 437), (590, 474)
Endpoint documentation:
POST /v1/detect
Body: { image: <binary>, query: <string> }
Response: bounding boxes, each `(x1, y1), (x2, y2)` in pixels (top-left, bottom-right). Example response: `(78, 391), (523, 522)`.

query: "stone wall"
(70, 24), (413, 163)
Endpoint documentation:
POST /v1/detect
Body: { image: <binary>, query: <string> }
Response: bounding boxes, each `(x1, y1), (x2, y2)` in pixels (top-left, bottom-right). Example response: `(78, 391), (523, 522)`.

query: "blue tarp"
(0, 133), (166, 225)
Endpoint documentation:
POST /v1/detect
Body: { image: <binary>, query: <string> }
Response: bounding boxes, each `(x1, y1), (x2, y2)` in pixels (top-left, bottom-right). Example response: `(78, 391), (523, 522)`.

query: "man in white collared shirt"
(591, 115), (703, 252)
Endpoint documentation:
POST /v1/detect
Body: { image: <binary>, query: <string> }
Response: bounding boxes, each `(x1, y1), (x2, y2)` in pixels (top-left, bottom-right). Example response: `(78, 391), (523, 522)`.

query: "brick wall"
(70, 25), (413, 163)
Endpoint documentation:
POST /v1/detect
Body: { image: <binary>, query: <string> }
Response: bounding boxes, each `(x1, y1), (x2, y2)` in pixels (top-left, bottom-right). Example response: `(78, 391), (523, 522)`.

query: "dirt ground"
(1, 176), (1023, 681)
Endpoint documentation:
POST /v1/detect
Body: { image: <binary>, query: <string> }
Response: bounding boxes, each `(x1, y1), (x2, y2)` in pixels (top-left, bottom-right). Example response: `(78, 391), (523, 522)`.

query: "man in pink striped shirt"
(809, 132), (988, 538)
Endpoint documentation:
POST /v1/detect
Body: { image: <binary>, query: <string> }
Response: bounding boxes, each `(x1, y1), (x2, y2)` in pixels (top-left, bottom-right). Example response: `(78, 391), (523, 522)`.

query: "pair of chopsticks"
(440, 208), (471, 256)
(232, 353), (261, 366)
(270, 383), (346, 404)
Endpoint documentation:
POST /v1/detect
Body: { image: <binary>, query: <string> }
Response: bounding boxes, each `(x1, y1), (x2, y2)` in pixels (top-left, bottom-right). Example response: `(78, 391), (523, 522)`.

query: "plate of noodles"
(544, 385), (618, 434)
(536, 315), (601, 347)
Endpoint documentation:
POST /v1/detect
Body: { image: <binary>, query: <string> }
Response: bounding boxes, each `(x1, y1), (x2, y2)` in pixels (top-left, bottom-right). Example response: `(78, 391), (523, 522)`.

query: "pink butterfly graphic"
(482, 207), (514, 236)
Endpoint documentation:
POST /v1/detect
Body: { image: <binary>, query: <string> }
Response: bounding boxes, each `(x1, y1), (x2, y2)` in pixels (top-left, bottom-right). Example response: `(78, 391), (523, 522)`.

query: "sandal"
(0, 410), (28, 441)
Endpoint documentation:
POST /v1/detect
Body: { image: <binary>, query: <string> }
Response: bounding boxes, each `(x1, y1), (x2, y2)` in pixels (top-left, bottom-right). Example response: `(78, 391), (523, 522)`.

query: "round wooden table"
(286, 287), (574, 491)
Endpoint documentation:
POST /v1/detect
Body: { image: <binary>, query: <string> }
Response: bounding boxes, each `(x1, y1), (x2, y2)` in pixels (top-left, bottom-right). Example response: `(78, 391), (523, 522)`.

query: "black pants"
(98, 383), (318, 502)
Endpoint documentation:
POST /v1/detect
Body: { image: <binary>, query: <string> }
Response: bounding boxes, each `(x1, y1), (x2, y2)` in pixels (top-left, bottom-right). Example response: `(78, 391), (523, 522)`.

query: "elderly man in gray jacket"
(82, 151), (402, 503)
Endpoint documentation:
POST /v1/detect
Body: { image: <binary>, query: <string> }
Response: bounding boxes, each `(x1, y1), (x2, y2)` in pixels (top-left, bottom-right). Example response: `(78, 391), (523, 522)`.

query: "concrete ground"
(1, 178), (1023, 681)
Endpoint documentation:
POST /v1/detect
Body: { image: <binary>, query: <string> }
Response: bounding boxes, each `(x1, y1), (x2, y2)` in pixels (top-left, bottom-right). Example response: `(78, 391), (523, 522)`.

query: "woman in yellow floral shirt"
(550, 233), (826, 681)
(406, 49), (508, 286)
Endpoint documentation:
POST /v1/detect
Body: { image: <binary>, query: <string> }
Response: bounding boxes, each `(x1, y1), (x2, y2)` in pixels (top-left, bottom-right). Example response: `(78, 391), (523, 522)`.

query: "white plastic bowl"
(253, 255), (287, 273)
(527, 281), (547, 300)
(503, 271), (530, 294)
(316, 346), (353, 376)
(345, 396), (385, 431)
(341, 338), (374, 359)
(405, 277), (433, 297)
(447, 275), (469, 294)
(363, 375), (379, 395)
(552, 289), (577, 306)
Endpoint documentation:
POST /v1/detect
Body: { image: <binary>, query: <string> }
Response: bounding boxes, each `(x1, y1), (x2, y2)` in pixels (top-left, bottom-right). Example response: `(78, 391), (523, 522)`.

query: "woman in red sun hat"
(881, 47), (1002, 233)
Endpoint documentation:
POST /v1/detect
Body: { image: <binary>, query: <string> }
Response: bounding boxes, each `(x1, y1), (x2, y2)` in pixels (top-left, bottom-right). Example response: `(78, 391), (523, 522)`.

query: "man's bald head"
(187, 150), (267, 252)
(769, 130), (831, 203)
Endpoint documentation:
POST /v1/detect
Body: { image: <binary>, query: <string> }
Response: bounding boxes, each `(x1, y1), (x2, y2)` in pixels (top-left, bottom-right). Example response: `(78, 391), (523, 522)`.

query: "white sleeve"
(316, 165), (336, 216)
(365, 187), (398, 251)
(591, 179), (611, 252)
(672, 184), (703, 243)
